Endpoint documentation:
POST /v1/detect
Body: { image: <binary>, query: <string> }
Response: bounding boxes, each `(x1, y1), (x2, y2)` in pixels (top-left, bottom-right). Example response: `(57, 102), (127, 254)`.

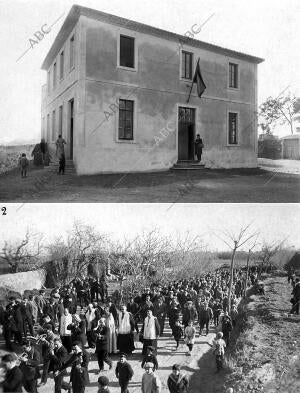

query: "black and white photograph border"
(0, 203), (299, 393)
(0, 0), (299, 202)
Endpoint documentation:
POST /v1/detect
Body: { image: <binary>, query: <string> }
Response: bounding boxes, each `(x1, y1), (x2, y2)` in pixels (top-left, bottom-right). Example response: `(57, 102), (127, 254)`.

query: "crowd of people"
(0, 267), (260, 393)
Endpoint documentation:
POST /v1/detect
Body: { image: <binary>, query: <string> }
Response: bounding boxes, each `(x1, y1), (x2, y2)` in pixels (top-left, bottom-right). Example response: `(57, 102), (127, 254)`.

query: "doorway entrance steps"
(171, 160), (205, 170)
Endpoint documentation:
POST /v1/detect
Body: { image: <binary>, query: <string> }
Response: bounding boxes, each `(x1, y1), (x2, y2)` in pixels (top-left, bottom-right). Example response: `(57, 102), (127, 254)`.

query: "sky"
(0, 0), (299, 144)
(1, 203), (299, 252)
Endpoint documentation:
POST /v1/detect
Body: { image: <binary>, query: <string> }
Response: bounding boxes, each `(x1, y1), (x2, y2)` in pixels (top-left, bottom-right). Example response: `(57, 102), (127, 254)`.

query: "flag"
(193, 58), (206, 97)
(187, 58), (206, 103)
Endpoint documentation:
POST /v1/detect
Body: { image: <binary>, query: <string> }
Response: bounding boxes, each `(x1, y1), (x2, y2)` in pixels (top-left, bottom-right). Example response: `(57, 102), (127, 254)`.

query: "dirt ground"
(222, 273), (300, 393)
(0, 163), (299, 203)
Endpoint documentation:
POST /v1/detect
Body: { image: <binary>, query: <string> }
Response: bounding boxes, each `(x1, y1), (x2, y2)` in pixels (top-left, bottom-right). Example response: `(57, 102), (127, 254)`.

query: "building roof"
(41, 5), (264, 70)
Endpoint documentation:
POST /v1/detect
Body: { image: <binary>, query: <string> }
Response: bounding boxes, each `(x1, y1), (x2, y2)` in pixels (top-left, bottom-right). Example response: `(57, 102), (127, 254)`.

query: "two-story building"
(41, 5), (264, 175)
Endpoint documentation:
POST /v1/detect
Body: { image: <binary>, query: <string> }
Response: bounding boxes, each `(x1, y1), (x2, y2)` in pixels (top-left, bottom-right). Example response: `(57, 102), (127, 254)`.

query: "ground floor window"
(118, 99), (134, 140)
(228, 112), (238, 145)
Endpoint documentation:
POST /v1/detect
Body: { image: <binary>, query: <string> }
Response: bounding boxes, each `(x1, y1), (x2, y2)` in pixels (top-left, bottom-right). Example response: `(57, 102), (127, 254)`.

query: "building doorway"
(68, 99), (74, 159)
(178, 107), (196, 161)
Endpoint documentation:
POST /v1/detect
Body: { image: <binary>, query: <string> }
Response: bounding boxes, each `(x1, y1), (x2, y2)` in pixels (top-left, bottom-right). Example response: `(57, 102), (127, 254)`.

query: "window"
(118, 99), (134, 140)
(120, 35), (135, 68)
(47, 114), (50, 141)
(59, 105), (63, 135)
(53, 62), (57, 88)
(52, 110), (56, 141)
(60, 51), (64, 79)
(228, 112), (238, 144)
(229, 63), (238, 88)
(181, 51), (193, 79)
(47, 70), (50, 93)
(70, 35), (75, 69)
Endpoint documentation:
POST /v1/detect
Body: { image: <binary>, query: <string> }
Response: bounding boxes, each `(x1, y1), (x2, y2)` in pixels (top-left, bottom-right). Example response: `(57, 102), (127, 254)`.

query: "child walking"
(172, 320), (184, 351)
(184, 320), (196, 356)
(19, 153), (29, 178)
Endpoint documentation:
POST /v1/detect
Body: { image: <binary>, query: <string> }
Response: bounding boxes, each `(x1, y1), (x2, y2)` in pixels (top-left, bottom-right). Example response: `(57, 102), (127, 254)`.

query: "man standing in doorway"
(194, 134), (204, 162)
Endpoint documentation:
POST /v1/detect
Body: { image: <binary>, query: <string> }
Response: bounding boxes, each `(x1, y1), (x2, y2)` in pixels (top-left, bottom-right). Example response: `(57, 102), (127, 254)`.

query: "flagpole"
(186, 81), (194, 104)
(186, 58), (200, 103)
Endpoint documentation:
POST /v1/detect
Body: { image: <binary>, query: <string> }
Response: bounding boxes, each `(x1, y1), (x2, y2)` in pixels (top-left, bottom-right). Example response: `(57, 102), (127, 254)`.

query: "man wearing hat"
(141, 362), (161, 393)
(115, 353), (134, 393)
(167, 364), (189, 393)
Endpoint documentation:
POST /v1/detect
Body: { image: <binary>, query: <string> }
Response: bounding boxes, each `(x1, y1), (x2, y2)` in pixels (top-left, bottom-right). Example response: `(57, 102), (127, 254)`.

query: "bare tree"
(214, 223), (259, 312)
(46, 221), (108, 284)
(257, 239), (286, 278)
(0, 228), (43, 273)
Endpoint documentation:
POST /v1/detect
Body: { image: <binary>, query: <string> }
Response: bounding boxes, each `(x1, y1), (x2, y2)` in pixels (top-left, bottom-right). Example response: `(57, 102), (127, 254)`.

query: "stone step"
(171, 164), (205, 170)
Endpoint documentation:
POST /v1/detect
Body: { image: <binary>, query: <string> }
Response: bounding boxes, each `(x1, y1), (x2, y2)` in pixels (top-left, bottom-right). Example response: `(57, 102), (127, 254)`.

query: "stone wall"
(0, 145), (35, 174)
(0, 269), (46, 295)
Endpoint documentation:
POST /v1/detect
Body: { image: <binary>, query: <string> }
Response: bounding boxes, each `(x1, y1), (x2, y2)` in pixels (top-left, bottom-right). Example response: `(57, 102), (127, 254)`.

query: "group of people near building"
(19, 135), (67, 178)
(0, 267), (255, 393)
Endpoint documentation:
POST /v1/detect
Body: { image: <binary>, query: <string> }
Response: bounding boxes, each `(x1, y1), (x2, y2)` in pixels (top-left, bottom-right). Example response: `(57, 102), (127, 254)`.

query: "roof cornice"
(41, 4), (264, 70)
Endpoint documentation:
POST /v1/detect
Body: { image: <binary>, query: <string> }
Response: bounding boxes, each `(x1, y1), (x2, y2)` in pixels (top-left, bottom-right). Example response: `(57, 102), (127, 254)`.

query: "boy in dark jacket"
(115, 353), (134, 393)
(141, 346), (158, 371)
(172, 320), (184, 350)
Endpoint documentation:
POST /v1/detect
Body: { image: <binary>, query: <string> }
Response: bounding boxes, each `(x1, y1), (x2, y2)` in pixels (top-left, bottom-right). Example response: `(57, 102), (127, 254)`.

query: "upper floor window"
(181, 51), (193, 80)
(229, 62), (238, 88)
(53, 62), (57, 88)
(228, 112), (238, 145)
(60, 51), (64, 79)
(70, 35), (75, 69)
(118, 99), (134, 140)
(120, 35), (135, 68)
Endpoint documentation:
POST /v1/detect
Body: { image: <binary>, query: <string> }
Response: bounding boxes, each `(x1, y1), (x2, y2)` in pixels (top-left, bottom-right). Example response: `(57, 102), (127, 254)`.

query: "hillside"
(224, 273), (300, 393)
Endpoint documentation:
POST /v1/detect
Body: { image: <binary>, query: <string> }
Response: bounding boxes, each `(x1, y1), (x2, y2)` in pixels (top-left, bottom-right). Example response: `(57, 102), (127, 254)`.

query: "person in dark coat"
(0, 353), (23, 393)
(221, 312), (233, 346)
(194, 134), (203, 162)
(115, 353), (134, 393)
(167, 364), (189, 393)
(50, 338), (70, 393)
(93, 317), (112, 372)
(168, 302), (181, 334)
(141, 346), (158, 371)
(198, 302), (213, 335)
(153, 298), (167, 336)
(67, 314), (86, 347)
(182, 301), (198, 329)
(19, 340), (41, 393)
